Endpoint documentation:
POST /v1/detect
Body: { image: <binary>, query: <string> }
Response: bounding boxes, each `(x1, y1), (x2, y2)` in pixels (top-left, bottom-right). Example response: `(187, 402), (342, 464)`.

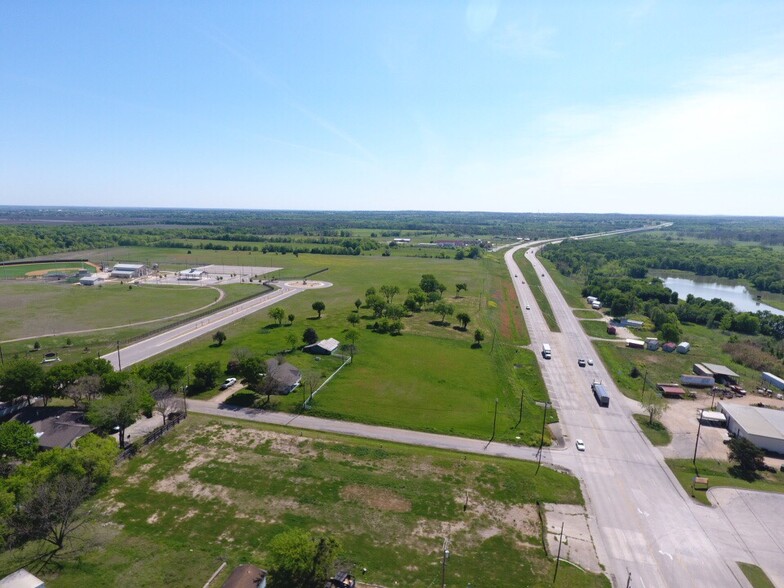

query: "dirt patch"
(341, 485), (411, 513)
(147, 511), (160, 524)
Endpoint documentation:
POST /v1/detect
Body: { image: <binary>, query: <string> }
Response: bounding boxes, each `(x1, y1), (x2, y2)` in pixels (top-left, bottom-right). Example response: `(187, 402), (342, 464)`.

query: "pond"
(654, 274), (784, 316)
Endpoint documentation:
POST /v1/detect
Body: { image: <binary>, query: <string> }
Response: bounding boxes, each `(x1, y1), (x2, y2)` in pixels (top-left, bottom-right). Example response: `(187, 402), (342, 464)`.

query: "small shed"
(79, 274), (103, 286)
(0, 569), (45, 588)
(178, 268), (208, 281)
(680, 374), (715, 388)
(662, 342), (677, 353)
(626, 339), (645, 350)
(304, 338), (340, 355)
(699, 410), (727, 426)
(645, 338), (659, 351)
(676, 341), (691, 354)
(657, 384), (686, 398)
(221, 564), (267, 588)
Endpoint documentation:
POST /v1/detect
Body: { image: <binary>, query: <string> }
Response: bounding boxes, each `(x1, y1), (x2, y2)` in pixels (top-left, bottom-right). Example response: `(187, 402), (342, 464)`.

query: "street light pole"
(693, 409), (704, 465)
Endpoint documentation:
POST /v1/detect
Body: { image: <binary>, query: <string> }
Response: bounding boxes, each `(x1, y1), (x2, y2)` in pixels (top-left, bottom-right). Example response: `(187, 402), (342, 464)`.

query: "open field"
(0, 261), (93, 279)
(514, 250), (559, 332)
(666, 458), (784, 506)
(2, 414), (608, 588)
(573, 309), (602, 319)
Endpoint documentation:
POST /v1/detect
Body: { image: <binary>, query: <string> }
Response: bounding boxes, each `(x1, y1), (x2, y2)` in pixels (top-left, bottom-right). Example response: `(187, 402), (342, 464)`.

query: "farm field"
(1, 414), (608, 588)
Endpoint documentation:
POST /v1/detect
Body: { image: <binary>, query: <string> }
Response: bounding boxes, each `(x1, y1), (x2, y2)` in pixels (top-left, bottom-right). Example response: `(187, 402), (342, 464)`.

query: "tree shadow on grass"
(728, 465), (762, 482)
(471, 343), (483, 349)
(452, 326), (468, 332)
(429, 320), (451, 327)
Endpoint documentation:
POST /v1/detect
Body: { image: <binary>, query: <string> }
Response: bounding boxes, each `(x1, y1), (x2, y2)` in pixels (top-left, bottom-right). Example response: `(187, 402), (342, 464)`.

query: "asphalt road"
(102, 282), (306, 369)
(505, 243), (784, 587)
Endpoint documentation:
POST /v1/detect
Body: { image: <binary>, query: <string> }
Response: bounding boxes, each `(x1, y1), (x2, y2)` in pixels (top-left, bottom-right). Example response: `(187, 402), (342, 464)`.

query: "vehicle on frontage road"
(542, 343), (551, 359)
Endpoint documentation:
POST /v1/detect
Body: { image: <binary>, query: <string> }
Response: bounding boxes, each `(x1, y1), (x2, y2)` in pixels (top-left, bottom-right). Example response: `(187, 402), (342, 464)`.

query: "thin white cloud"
(625, 0), (657, 24)
(490, 21), (557, 59)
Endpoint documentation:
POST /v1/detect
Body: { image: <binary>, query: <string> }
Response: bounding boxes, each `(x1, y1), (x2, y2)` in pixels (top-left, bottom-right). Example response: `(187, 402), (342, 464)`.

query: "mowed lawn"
(9, 415), (607, 588)
(0, 282), (220, 342)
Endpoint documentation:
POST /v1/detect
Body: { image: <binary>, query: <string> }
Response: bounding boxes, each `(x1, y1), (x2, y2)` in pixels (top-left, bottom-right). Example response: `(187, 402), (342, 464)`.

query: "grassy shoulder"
(738, 563), (777, 588)
(538, 255), (585, 309)
(514, 250), (559, 332)
(580, 319), (613, 339)
(10, 414), (608, 588)
(632, 414), (672, 446)
(574, 309), (602, 319)
(666, 459), (784, 506)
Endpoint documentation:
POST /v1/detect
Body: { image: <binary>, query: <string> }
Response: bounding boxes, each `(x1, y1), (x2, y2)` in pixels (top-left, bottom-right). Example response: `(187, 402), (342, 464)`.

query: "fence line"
(303, 354), (351, 409)
(117, 412), (186, 462)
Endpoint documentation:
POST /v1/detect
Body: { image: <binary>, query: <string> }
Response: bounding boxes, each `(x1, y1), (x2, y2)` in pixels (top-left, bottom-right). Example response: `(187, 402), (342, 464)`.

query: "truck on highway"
(542, 343), (552, 359)
(591, 380), (610, 407)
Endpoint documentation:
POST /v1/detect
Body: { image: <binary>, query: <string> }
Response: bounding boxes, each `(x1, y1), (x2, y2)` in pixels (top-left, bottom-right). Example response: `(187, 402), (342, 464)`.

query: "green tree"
(354, 298), (362, 311)
(0, 421), (38, 463)
(365, 294), (386, 318)
(343, 329), (360, 361)
(288, 313), (295, 325)
(212, 330), (227, 346)
(660, 321), (682, 343)
(269, 307), (285, 326)
(419, 274), (442, 293)
(312, 301), (326, 318)
(87, 378), (153, 449)
(139, 359), (185, 391)
(0, 358), (45, 404)
(379, 284), (400, 303)
(641, 392), (668, 425)
(728, 437), (766, 481)
(346, 313), (360, 326)
(433, 301), (454, 324)
(455, 283), (467, 296)
(191, 361), (222, 392)
(473, 329), (485, 346)
(237, 355), (265, 391)
(456, 312), (471, 330)
(285, 332), (298, 352)
(267, 528), (341, 588)
(302, 328), (319, 346)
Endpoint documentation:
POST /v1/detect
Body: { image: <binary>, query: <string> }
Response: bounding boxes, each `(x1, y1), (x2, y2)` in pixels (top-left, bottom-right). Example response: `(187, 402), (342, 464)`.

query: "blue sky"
(1, 1), (783, 215)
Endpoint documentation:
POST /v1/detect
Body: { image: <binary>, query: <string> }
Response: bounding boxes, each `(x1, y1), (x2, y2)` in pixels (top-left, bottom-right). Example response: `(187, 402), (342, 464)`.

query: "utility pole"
(116, 341), (122, 371)
(626, 570), (632, 588)
(693, 409), (704, 465)
(0, 345), (4, 366)
(486, 398), (499, 448)
(553, 522), (565, 581)
(516, 387), (525, 428)
(536, 402), (550, 474)
(641, 368), (648, 400)
(441, 538), (450, 588)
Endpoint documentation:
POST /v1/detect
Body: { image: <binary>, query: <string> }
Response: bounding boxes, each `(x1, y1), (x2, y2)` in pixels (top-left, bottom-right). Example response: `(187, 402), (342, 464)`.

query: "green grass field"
(632, 414), (672, 446)
(514, 250), (560, 332)
(0, 261), (92, 279)
(574, 309), (602, 319)
(538, 255), (585, 309)
(580, 320), (613, 339)
(3, 415), (608, 588)
(737, 562), (777, 588)
(666, 459), (784, 506)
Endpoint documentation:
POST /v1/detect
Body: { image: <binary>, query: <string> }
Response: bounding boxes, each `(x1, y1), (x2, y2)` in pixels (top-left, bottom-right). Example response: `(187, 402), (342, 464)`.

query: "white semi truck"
(542, 343), (552, 359)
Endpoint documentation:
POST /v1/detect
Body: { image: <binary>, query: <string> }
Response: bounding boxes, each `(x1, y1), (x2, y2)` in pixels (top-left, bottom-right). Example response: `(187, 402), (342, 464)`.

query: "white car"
(576, 439), (586, 452)
(587, 358), (594, 366)
(220, 377), (237, 390)
(525, 304), (530, 310)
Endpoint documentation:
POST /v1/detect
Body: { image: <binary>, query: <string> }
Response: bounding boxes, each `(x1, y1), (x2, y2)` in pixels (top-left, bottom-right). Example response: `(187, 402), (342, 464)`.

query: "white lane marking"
(658, 550), (673, 561)
(637, 507), (650, 518)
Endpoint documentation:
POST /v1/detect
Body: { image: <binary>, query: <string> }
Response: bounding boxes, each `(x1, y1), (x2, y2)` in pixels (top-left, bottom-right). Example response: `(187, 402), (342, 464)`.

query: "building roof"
(304, 338), (340, 354)
(112, 263), (145, 270)
(658, 384), (686, 396)
(179, 268), (207, 276)
(11, 407), (94, 449)
(265, 358), (302, 389)
(700, 410), (727, 423)
(221, 564), (267, 588)
(701, 363), (740, 378)
(719, 402), (784, 441)
(0, 569), (45, 588)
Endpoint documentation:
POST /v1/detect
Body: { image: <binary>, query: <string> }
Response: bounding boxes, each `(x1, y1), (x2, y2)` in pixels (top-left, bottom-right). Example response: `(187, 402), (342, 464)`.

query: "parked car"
(576, 439), (586, 451)
(220, 377), (237, 390)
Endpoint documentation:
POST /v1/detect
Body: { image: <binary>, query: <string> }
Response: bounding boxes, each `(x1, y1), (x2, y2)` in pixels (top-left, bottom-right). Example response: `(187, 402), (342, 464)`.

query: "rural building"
(0, 569), (45, 588)
(662, 342), (677, 353)
(178, 268), (208, 281)
(719, 402), (784, 454)
(110, 263), (147, 279)
(11, 407), (94, 450)
(79, 273), (103, 286)
(391, 238), (410, 243)
(699, 410), (727, 426)
(680, 374), (715, 388)
(693, 364), (713, 377)
(701, 363), (740, 385)
(657, 384), (686, 398)
(645, 338), (659, 351)
(762, 372), (784, 391)
(221, 564), (267, 588)
(626, 339), (644, 349)
(611, 318), (644, 328)
(264, 358), (301, 395)
(303, 338), (340, 355)
(676, 341), (691, 354)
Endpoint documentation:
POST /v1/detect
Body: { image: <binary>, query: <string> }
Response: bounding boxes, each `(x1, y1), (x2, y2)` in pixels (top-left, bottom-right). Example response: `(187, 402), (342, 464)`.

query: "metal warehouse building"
(718, 402), (784, 454)
(111, 263), (147, 279)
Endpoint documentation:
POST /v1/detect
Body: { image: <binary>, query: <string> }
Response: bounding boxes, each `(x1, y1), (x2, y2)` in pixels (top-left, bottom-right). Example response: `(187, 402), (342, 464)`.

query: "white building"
(79, 274), (103, 286)
(719, 402), (784, 454)
(178, 268), (208, 281)
(110, 263), (147, 279)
